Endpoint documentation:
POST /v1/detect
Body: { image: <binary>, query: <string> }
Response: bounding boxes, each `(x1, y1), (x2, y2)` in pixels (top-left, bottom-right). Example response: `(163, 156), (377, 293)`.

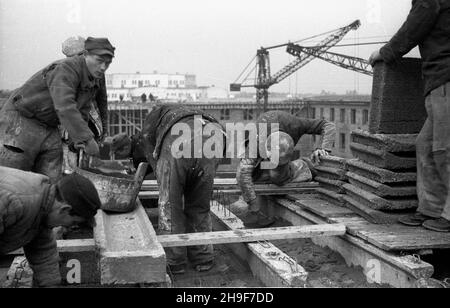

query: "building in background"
(105, 72), (228, 102)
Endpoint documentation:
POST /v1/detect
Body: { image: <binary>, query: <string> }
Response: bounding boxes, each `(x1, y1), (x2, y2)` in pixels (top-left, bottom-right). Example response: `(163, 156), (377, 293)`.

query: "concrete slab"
(351, 130), (417, 153)
(350, 142), (416, 170)
(369, 58), (427, 134)
(347, 159), (416, 184)
(314, 187), (346, 206)
(346, 172), (417, 198)
(94, 200), (166, 285)
(318, 156), (348, 170)
(343, 183), (418, 211)
(314, 165), (347, 181)
(314, 176), (346, 194)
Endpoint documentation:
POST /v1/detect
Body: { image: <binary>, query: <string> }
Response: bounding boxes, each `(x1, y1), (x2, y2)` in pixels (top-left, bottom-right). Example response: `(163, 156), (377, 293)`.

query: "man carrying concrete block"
(236, 110), (336, 228)
(369, 0), (450, 232)
(109, 105), (225, 275)
(0, 166), (101, 287)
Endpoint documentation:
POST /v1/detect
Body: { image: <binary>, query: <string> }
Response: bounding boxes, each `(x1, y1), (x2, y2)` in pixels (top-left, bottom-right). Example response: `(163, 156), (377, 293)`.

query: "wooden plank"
(210, 201), (308, 287)
(268, 197), (434, 287)
(157, 224), (346, 247)
(288, 197), (356, 218)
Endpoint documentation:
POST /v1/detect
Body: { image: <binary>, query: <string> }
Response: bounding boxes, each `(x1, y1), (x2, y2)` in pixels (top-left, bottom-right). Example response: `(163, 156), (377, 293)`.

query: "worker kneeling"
(109, 105), (224, 275)
(237, 110), (336, 228)
(0, 166), (101, 287)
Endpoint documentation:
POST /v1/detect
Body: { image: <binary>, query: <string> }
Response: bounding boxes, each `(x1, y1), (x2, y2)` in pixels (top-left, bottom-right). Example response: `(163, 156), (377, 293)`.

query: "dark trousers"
(0, 99), (62, 183)
(156, 117), (219, 266)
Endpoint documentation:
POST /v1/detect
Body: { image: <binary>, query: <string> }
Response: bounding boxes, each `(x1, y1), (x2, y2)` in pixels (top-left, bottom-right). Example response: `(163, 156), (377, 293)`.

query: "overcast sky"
(0, 0), (419, 94)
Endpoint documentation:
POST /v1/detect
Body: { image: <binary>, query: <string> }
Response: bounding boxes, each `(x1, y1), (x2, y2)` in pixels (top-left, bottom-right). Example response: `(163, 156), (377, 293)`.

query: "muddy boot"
(166, 263), (186, 275)
(422, 218), (450, 232)
(398, 213), (434, 227)
(242, 211), (275, 228)
(194, 260), (215, 272)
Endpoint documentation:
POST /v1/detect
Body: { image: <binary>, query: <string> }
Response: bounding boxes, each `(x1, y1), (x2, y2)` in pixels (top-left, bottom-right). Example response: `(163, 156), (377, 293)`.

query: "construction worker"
(369, 0), (450, 232)
(110, 105), (225, 274)
(237, 110), (336, 228)
(0, 166), (101, 287)
(0, 37), (115, 182)
(61, 36), (109, 143)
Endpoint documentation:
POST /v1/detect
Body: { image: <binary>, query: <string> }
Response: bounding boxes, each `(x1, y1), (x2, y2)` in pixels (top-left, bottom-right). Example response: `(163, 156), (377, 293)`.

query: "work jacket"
(0, 166), (60, 287)
(140, 105), (221, 170)
(237, 111), (336, 203)
(380, 0), (450, 95)
(10, 55), (99, 144)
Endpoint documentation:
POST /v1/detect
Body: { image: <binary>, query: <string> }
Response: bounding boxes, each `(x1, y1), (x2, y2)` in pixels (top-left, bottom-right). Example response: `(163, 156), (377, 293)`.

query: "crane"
(230, 20), (362, 112)
(286, 43), (373, 76)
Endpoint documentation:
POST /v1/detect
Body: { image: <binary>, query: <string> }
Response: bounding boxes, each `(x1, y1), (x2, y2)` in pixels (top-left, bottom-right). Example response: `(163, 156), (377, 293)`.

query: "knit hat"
(62, 36), (86, 57)
(56, 173), (101, 225)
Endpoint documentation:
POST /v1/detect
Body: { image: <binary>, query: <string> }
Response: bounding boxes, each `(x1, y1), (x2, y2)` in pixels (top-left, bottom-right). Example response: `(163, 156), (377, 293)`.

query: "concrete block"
(369, 58), (426, 134)
(346, 172), (417, 198)
(315, 187), (345, 206)
(315, 176), (346, 194)
(350, 142), (416, 170)
(351, 130), (417, 153)
(94, 200), (166, 285)
(342, 195), (399, 225)
(318, 156), (348, 170)
(347, 159), (416, 184)
(314, 165), (347, 181)
(343, 183), (418, 211)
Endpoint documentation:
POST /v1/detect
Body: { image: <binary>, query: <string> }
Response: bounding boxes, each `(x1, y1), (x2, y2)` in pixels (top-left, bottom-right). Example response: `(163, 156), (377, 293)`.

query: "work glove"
(74, 139), (100, 157)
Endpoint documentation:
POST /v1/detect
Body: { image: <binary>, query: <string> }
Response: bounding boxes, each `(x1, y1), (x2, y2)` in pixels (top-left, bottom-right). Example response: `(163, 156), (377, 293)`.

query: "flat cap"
(85, 37), (115, 57)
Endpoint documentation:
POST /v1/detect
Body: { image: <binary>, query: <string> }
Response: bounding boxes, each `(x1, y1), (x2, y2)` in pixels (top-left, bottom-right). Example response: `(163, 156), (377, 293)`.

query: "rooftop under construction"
(1, 13), (449, 291)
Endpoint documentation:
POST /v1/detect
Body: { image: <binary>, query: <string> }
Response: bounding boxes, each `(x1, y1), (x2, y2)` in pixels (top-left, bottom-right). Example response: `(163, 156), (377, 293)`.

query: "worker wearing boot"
(237, 110), (335, 228)
(0, 166), (101, 287)
(110, 105), (225, 275)
(0, 37), (115, 182)
(369, 0), (450, 232)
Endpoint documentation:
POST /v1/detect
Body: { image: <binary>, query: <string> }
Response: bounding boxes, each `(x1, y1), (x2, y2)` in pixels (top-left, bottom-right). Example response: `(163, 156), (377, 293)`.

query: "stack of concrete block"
(314, 156), (349, 206)
(340, 59), (426, 219)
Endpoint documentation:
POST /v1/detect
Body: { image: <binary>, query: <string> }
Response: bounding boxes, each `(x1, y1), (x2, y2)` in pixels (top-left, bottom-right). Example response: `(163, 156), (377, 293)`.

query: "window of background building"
(311, 108), (316, 119)
(220, 109), (230, 120)
(244, 109), (254, 120)
(363, 109), (369, 125)
(107, 79), (112, 86)
(320, 108), (324, 119)
(351, 109), (356, 124)
(330, 108), (335, 121)
(340, 109), (346, 123)
(340, 133), (346, 149)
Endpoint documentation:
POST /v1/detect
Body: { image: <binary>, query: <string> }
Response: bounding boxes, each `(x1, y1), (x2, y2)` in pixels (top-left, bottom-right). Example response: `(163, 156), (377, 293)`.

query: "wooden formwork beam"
(157, 224), (345, 247)
(267, 197), (434, 288)
(210, 202), (309, 287)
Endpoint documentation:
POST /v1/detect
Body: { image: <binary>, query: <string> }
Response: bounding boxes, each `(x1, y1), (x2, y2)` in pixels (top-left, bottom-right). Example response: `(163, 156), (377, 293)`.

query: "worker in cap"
(237, 110), (335, 228)
(369, 0), (450, 232)
(109, 104), (225, 275)
(0, 36), (115, 183)
(60, 37), (110, 173)
(0, 166), (101, 287)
